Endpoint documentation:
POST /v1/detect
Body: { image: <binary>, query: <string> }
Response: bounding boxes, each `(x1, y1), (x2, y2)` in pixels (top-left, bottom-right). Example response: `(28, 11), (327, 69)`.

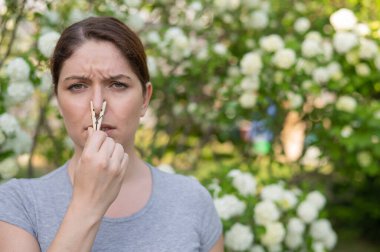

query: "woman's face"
(56, 40), (152, 152)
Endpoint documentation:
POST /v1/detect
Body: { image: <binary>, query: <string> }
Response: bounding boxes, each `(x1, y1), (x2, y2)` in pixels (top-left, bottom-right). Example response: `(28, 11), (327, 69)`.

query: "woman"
(0, 17), (223, 251)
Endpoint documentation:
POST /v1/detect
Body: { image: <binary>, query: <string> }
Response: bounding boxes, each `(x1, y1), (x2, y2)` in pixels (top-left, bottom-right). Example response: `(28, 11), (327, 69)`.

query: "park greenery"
(0, 0), (380, 251)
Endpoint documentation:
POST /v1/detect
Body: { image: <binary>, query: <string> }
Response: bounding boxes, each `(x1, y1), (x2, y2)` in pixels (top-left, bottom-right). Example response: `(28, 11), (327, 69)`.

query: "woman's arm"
(47, 128), (129, 252)
(209, 235), (224, 252)
(0, 128), (128, 252)
(0, 221), (41, 251)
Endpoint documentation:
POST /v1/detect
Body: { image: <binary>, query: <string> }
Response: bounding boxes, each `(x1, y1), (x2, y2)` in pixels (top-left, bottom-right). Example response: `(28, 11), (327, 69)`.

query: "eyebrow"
(63, 74), (132, 81)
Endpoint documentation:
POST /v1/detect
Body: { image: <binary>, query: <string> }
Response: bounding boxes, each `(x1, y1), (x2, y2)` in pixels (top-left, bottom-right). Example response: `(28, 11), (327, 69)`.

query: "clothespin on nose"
(90, 100), (107, 131)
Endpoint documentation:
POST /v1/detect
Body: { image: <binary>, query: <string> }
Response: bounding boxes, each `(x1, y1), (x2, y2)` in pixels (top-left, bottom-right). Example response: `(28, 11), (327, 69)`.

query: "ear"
(140, 82), (153, 117)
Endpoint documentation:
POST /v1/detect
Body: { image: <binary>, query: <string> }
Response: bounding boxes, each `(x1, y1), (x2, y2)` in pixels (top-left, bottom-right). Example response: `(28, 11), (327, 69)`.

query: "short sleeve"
(198, 185), (223, 252)
(0, 179), (37, 237)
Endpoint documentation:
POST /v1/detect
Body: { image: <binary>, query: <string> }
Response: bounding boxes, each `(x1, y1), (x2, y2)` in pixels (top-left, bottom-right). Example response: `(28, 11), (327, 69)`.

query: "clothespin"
(97, 100), (107, 131)
(90, 100), (107, 131)
(91, 101), (97, 130)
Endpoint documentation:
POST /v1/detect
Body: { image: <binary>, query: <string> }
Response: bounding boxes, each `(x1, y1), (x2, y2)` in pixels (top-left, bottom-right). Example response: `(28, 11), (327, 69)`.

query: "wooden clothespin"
(90, 100), (107, 131)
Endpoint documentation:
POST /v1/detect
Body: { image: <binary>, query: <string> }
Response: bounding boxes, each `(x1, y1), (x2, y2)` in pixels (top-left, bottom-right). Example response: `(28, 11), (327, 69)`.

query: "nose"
(91, 87), (105, 117)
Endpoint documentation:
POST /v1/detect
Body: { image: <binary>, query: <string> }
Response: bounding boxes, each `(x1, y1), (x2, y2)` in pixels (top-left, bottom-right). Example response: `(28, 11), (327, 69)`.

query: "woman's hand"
(71, 127), (129, 218)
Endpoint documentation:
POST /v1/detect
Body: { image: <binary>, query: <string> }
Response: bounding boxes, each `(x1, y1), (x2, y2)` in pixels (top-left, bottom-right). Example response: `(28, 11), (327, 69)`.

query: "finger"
(84, 129), (108, 153)
(99, 137), (116, 158)
(108, 144), (125, 174)
(110, 143), (125, 165)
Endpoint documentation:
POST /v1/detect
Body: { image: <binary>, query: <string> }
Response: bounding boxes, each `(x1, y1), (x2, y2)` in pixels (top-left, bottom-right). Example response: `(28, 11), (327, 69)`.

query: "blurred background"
(0, 0), (379, 251)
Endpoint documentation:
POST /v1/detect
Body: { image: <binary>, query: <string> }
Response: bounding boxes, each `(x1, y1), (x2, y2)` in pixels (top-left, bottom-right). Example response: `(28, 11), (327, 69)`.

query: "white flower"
(273, 48), (296, 69)
(324, 229), (338, 249)
(287, 217), (305, 234)
(45, 10), (60, 24)
(312, 242), (326, 252)
(279, 190), (298, 210)
(357, 151), (372, 167)
(287, 92), (303, 109)
(333, 31), (358, 54)
(322, 40), (334, 61)
(39, 71), (52, 92)
(301, 146), (322, 167)
(127, 12), (145, 31)
(38, 31), (60, 58)
(355, 63), (371, 76)
(294, 17), (310, 33)
(242, 0), (261, 8)
(7, 81), (35, 104)
(0, 113), (20, 136)
(314, 91), (337, 109)
(330, 8), (357, 31)
(302, 39), (321, 58)
(3, 129), (32, 155)
(213, 43), (227, 55)
(327, 62), (342, 80)
(228, 169), (257, 196)
(123, 0), (141, 8)
(214, 194), (246, 220)
(254, 200), (281, 225)
(157, 164), (175, 174)
(267, 244), (281, 252)
(306, 191), (326, 210)
(341, 125), (353, 138)
(189, 1), (202, 11)
(297, 201), (319, 223)
(250, 245), (265, 252)
(6, 57), (30, 81)
(146, 31), (161, 44)
(312, 67), (330, 84)
(354, 23), (371, 36)
(296, 59), (316, 74)
(214, 0), (240, 11)
(336, 95), (357, 113)
(225, 223), (254, 251)
(261, 184), (284, 202)
(285, 232), (303, 249)
(69, 9), (90, 24)
(163, 27), (191, 60)
(261, 222), (286, 246)
(306, 31), (323, 43)
(310, 219), (333, 240)
(241, 75), (260, 91)
(0, 157), (19, 179)
(240, 52), (263, 75)
(259, 35), (284, 53)
(248, 10), (269, 30)
(359, 39), (378, 59)
(239, 92), (257, 109)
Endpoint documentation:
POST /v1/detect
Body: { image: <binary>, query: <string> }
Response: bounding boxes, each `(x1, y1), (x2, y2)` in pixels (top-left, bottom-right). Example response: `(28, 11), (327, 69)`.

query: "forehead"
(59, 40), (135, 79)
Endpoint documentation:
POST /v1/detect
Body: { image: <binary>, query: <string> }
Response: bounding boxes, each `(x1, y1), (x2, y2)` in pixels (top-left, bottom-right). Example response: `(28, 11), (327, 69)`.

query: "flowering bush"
(208, 169), (337, 252)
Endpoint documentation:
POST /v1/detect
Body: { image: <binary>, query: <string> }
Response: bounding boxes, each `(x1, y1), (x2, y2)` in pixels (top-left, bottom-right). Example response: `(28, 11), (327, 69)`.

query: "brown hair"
(50, 16), (150, 94)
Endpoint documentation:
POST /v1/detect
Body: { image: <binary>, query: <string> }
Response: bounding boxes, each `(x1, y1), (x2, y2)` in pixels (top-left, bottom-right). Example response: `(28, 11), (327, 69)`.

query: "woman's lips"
(85, 124), (116, 132)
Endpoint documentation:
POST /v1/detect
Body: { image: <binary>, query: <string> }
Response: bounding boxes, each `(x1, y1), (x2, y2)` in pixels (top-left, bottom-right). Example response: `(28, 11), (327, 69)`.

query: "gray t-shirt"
(0, 163), (222, 251)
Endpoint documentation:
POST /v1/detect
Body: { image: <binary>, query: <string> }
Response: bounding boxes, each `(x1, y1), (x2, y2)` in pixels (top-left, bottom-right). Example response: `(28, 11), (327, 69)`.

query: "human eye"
(68, 83), (87, 92)
(110, 81), (128, 89)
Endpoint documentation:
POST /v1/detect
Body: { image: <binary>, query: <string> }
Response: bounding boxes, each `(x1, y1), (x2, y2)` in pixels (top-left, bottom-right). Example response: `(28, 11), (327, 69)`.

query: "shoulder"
(0, 163), (69, 198)
(152, 166), (213, 205)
